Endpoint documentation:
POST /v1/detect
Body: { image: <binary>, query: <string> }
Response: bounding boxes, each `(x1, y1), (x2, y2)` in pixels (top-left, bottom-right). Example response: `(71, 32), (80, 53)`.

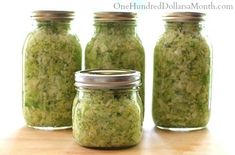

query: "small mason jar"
(73, 70), (143, 149)
(85, 12), (145, 108)
(152, 12), (212, 131)
(22, 10), (82, 130)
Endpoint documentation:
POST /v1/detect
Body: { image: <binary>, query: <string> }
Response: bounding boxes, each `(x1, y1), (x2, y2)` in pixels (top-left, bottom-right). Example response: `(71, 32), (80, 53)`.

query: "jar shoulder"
(23, 29), (82, 53)
(86, 33), (144, 50)
(154, 30), (211, 56)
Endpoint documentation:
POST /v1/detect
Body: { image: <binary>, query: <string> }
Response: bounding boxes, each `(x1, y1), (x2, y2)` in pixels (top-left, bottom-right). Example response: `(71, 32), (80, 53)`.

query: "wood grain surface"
(0, 124), (233, 155)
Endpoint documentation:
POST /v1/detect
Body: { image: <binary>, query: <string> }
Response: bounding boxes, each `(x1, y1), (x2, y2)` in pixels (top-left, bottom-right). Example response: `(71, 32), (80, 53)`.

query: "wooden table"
(0, 121), (233, 155)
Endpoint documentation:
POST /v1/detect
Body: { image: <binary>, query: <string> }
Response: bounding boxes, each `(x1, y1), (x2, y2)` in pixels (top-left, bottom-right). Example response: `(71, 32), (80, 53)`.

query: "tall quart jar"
(73, 70), (143, 149)
(85, 12), (145, 109)
(23, 10), (82, 130)
(152, 12), (212, 131)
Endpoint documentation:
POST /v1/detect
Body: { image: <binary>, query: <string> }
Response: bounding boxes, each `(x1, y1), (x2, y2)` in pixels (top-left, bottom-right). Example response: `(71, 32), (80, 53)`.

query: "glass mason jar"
(23, 11), (82, 130)
(85, 12), (145, 109)
(73, 70), (143, 149)
(152, 12), (212, 131)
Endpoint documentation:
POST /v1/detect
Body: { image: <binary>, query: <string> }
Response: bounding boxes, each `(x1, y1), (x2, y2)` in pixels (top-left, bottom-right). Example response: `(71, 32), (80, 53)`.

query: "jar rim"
(75, 69), (141, 89)
(32, 10), (74, 21)
(163, 12), (205, 22)
(94, 12), (137, 22)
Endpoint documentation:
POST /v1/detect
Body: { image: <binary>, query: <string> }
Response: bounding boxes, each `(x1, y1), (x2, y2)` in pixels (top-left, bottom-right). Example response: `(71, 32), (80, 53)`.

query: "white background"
(0, 0), (235, 131)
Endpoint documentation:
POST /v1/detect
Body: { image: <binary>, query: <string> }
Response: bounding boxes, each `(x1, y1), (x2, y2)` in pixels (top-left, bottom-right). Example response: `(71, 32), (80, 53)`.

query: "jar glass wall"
(152, 12), (212, 131)
(72, 70), (143, 149)
(85, 12), (145, 109)
(22, 11), (82, 130)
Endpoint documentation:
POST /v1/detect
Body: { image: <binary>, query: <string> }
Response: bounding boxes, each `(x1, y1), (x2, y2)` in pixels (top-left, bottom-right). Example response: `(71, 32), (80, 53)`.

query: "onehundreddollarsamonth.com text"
(113, 2), (234, 10)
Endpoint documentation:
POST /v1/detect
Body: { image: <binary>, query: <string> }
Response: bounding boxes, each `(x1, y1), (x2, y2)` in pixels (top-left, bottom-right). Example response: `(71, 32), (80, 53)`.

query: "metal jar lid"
(94, 12), (137, 22)
(163, 12), (205, 22)
(75, 69), (141, 89)
(32, 10), (74, 21)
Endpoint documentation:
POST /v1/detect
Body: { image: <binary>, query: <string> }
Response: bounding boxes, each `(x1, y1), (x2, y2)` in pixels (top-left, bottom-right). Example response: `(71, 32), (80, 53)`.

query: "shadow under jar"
(152, 12), (212, 131)
(73, 70), (143, 149)
(23, 10), (82, 130)
(85, 12), (145, 110)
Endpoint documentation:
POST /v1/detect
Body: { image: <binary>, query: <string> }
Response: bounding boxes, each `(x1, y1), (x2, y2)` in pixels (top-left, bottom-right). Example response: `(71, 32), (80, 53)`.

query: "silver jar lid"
(163, 12), (205, 22)
(75, 69), (141, 89)
(94, 12), (137, 22)
(32, 10), (74, 21)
